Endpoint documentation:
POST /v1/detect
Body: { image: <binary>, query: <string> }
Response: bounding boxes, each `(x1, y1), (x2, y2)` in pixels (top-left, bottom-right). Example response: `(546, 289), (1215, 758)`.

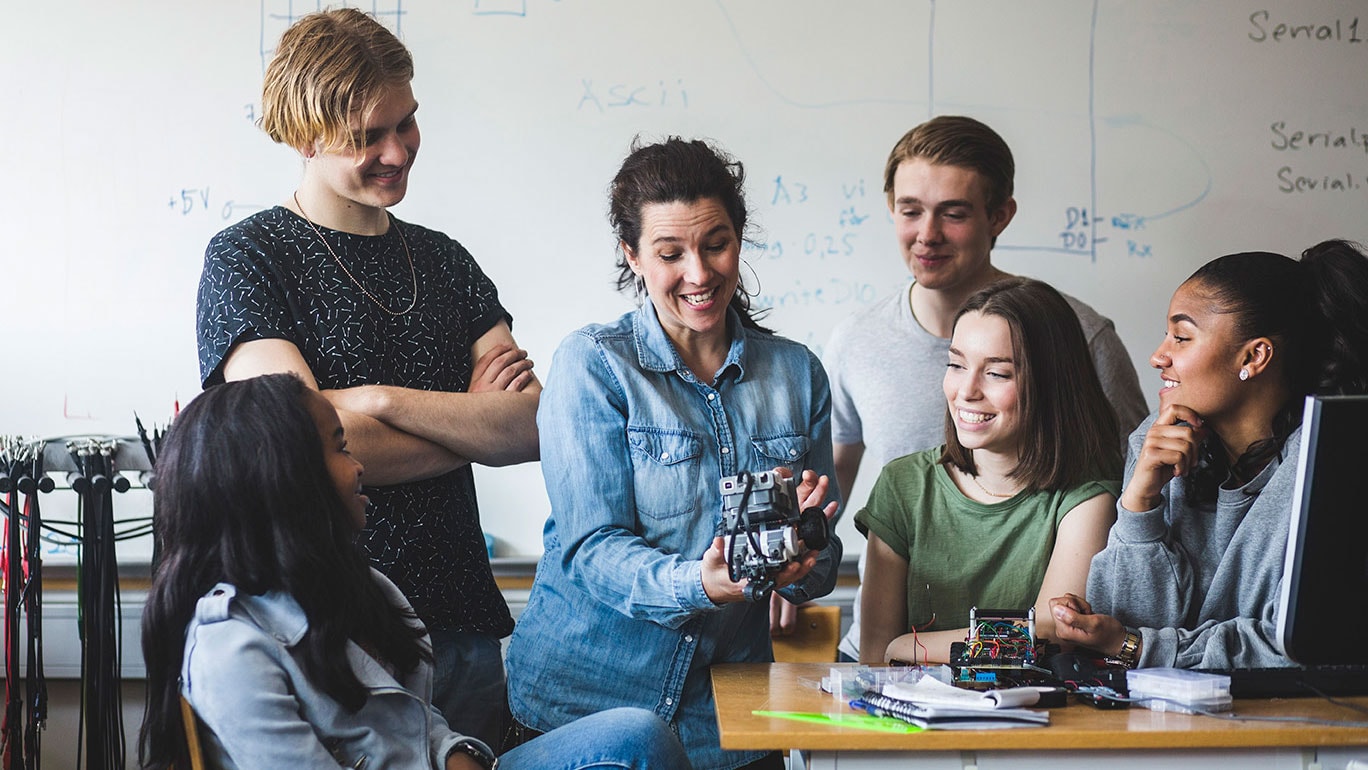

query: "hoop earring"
(739, 259), (761, 299)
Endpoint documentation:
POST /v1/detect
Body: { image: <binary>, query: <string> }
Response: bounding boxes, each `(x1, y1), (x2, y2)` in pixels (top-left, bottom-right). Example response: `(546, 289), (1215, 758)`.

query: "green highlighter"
(752, 710), (922, 733)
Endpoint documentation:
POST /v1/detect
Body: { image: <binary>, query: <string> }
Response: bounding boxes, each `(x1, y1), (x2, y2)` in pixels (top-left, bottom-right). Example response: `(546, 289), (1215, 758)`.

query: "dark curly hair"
(608, 136), (770, 333)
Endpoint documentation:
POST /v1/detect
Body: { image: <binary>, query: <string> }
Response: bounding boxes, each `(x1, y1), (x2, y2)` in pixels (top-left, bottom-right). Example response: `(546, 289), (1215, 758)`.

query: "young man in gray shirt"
(814, 116), (1149, 661)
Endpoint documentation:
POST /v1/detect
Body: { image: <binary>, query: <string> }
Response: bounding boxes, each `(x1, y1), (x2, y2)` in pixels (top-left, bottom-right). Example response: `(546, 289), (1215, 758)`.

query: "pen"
(849, 698), (892, 718)
(752, 710), (920, 733)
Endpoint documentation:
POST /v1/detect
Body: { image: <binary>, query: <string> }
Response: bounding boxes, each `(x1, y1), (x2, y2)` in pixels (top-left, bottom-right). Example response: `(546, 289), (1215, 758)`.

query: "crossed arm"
(221, 320), (540, 486)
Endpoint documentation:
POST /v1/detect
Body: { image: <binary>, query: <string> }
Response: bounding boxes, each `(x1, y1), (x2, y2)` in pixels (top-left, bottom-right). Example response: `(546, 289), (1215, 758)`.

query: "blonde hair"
(260, 8), (413, 155)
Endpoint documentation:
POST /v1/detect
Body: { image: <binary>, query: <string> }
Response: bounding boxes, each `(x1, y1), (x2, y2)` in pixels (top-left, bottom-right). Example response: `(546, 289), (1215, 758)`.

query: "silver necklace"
(293, 192), (418, 316)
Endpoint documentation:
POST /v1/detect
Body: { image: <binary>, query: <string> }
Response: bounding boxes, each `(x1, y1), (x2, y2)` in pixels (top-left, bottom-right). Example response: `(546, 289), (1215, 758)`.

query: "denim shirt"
(182, 570), (482, 769)
(506, 303), (842, 770)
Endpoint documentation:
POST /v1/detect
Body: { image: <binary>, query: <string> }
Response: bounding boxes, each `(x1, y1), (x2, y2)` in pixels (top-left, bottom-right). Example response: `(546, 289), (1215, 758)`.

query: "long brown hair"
(940, 277), (1121, 490)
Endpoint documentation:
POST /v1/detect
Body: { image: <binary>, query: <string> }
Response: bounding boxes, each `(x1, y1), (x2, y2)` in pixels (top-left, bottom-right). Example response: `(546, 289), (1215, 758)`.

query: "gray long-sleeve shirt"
(1087, 415), (1301, 669)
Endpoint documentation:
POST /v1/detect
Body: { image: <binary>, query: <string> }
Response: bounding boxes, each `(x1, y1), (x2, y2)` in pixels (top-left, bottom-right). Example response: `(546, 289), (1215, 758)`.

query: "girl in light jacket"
(138, 373), (687, 769)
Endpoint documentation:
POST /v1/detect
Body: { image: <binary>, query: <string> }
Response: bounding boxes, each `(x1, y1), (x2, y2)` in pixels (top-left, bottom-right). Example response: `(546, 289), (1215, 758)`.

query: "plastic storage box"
(1126, 668), (1233, 714)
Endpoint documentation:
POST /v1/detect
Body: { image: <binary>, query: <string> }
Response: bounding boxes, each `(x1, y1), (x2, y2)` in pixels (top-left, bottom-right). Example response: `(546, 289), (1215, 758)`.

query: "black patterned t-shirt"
(196, 206), (514, 636)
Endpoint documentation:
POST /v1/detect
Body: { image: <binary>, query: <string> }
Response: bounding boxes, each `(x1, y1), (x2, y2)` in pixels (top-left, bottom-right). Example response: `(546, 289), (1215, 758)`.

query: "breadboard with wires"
(950, 607), (1053, 687)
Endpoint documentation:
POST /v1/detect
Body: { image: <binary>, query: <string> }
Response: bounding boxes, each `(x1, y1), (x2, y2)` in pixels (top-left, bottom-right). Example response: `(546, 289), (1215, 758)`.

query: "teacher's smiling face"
(306, 81), (420, 215)
(626, 197), (741, 351)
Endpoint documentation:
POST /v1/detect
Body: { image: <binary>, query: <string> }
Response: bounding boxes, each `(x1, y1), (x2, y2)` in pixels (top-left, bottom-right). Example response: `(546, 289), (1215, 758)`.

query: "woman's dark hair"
(138, 374), (426, 769)
(608, 136), (771, 333)
(1184, 240), (1368, 496)
(940, 277), (1121, 490)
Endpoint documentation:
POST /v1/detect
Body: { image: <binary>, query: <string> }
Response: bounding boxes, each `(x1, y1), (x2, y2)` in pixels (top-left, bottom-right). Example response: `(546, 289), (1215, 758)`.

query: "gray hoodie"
(1087, 414), (1300, 669)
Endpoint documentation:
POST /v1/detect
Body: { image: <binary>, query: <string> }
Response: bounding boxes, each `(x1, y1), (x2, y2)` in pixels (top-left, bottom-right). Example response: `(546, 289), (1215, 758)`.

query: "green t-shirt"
(854, 447), (1119, 635)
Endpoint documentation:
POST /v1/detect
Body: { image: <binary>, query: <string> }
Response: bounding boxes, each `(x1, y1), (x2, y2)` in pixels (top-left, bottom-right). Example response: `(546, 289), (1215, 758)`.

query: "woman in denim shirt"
(138, 374), (689, 769)
(506, 138), (843, 770)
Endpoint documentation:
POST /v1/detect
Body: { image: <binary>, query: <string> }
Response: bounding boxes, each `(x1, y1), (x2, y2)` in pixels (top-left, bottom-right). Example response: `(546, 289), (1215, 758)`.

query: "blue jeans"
(499, 708), (691, 770)
(429, 629), (507, 749)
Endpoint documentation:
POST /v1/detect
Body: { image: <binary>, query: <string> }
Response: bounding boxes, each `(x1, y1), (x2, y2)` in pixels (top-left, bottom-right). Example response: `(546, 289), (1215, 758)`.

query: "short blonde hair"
(260, 8), (413, 154)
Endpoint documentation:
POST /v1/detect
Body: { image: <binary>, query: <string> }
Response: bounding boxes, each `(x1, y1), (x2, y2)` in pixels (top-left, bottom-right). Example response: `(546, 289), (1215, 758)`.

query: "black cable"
(23, 451), (47, 770)
(4, 458), (30, 769)
(726, 471), (755, 583)
(0, 438), (152, 769)
(73, 451), (88, 770)
(36, 524), (82, 542)
(113, 527), (155, 542)
(36, 516), (154, 528)
(1080, 689), (1368, 728)
(73, 443), (127, 770)
(86, 448), (125, 770)
(34, 520), (153, 546)
(0, 444), (53, 770)
(1303, 683), (1368, 717)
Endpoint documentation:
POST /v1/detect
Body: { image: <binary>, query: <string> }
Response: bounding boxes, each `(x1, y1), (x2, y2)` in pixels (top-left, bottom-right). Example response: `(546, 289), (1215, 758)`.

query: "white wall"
(4, 1), (1367, 558)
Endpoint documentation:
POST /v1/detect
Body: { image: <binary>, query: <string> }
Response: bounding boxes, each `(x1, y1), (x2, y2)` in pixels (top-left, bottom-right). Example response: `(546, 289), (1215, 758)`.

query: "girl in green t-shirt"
(858, 277), (1122, 664)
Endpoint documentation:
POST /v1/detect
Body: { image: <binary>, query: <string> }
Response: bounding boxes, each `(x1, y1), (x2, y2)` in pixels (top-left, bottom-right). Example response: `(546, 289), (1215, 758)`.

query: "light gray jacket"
(182, 570), (485, 769)
(1087, 415), (1300, 669)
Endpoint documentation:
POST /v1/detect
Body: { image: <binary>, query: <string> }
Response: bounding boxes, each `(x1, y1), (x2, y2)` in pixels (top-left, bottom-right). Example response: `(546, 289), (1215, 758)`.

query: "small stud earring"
(1239, 368), (1250, 381)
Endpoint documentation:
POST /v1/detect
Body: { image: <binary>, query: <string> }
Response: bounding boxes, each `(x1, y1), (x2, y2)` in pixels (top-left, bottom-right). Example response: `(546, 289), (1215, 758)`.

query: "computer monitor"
(1276, 394), (1368, 665)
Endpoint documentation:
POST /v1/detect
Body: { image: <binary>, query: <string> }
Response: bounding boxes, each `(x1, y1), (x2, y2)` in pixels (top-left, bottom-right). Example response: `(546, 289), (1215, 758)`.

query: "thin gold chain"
(293, 192), (418, 316)
(967, 470), (1016, 499)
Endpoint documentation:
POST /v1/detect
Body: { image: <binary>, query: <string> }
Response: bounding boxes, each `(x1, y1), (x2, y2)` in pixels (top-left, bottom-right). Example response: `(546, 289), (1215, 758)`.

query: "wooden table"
(712, 663), (1368, 769)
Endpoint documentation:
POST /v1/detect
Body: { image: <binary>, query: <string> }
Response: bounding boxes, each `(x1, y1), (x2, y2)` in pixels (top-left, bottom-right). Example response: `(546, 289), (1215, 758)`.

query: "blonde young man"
(196, 10), (538, 747)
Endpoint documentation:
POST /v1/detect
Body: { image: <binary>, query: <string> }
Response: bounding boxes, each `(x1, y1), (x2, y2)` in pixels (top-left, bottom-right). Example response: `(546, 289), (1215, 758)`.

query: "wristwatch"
(1108, 628), (1142, 669)
(450, 739), (498, 769)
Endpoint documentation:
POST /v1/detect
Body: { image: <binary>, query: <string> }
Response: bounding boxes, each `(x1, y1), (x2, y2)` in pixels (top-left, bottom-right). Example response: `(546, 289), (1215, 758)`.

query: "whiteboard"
(4, 0), (1367, 558)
